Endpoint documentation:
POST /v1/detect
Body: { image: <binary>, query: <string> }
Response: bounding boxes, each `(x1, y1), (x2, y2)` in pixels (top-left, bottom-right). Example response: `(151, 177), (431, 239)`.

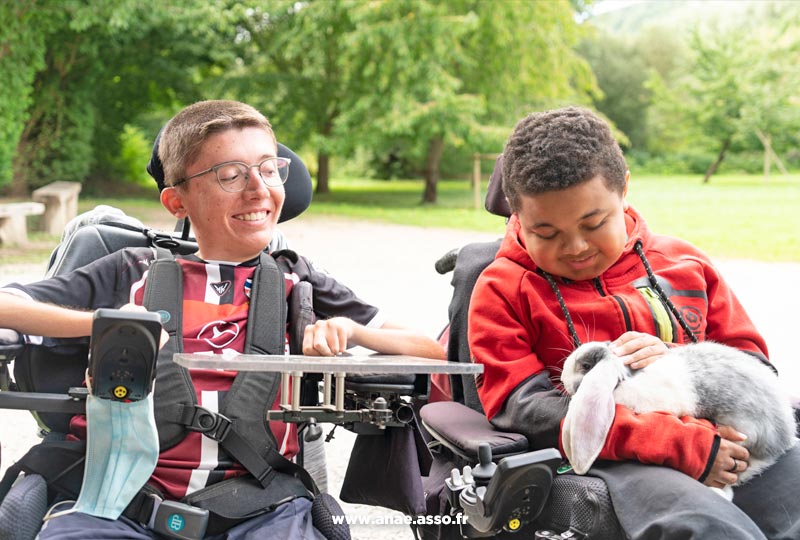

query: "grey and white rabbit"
(560, 341), (796, 491)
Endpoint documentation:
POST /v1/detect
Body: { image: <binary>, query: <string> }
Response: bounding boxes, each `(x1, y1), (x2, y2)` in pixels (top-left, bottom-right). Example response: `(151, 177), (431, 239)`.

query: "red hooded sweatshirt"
(469, 206), (769, 480)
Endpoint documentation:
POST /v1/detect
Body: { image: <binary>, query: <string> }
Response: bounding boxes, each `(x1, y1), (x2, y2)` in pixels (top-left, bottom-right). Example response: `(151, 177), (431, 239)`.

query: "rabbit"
(560, 340), (797, 494)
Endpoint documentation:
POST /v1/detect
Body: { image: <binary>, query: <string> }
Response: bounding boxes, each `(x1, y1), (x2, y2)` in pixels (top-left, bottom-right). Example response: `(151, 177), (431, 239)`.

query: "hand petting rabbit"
(560, 340), (797, 496)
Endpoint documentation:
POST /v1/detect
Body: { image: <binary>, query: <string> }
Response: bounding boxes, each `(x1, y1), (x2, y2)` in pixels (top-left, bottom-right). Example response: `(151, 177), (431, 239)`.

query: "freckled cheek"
(272, 189), (286, 209)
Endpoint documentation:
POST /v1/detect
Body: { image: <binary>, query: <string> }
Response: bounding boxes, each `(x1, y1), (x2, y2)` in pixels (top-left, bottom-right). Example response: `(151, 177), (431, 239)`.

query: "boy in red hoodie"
(469, 107), (800, 539)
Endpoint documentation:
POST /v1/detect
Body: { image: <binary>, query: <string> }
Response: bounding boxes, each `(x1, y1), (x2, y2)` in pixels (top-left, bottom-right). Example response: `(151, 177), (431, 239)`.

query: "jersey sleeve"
(288, 254), (381, 327)
(1, 248), (153, 345)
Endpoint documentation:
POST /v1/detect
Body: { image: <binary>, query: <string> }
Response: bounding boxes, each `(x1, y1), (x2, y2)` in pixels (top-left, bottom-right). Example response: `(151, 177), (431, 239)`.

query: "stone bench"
(0, 202), (46, 246)
(32, 181), (82, 235)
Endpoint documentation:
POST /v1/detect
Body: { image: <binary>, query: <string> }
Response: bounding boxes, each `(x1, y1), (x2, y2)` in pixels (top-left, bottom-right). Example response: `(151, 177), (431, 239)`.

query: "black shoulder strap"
(245, 252), (286, 355)
(143, 251), (316, 494)
(143, 248), (182, 338)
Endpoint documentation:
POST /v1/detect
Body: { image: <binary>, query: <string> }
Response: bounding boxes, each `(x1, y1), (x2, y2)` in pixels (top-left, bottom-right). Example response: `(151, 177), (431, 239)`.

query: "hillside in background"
(590, 0), (785, 35)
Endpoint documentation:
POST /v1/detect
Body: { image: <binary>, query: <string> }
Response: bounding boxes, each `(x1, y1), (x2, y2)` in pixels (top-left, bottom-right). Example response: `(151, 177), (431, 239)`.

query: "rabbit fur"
(560, 341), (796, 489)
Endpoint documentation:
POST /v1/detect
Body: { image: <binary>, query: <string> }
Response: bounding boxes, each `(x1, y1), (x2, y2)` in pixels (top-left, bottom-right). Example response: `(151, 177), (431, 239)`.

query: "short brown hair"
(502, 107), (627, 212)
(158, 100), (276, 187)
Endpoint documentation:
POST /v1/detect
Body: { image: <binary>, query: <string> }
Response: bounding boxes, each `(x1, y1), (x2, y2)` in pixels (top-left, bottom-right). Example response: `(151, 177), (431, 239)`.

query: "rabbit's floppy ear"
(561, 360), (620, 475)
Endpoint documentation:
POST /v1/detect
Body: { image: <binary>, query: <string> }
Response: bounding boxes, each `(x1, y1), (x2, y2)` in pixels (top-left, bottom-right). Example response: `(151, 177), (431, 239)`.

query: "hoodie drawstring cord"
(539, 269), (582, 349)
(632, 241), (698, 343)
(542, 240), (698, 348)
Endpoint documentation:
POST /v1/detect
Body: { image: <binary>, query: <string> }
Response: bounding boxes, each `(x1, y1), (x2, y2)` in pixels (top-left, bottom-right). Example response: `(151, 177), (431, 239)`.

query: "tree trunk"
(421, 136), (444, 204)
(702, 136), (731, 184)
(7, 138), (31, 197)
(316, 152), (330, 195)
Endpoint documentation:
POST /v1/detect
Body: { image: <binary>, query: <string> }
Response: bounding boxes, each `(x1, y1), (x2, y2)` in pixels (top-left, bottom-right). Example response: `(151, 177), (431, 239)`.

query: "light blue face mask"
(72, 392), (159, 520)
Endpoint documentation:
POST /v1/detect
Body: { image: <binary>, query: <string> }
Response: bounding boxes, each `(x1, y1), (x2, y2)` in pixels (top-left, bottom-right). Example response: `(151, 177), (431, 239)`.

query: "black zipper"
(594, 277), (632, 332)
(612, 295), (632, 332)
(592, 277), (606, 297)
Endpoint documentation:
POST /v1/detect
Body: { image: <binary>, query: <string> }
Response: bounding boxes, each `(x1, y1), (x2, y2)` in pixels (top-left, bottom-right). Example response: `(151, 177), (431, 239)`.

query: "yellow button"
(113, 386), (128, 399)
(508, 518), (521, 530)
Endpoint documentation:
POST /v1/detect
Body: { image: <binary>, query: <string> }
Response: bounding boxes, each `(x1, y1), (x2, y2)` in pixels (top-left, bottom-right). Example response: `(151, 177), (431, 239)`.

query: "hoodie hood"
(497, 205), (651, 282)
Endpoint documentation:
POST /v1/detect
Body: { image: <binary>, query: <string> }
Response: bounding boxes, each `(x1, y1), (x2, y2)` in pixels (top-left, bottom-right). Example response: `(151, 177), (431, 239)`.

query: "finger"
(732, 458), (748, 473)
(334, 324), (348, 354)
(611, 331), (641, 348)
(326, 323), (342, 355)
(718, 471), (739, 485)
(717, 424), (748, 443)
(627, 346), (668, 369)
(302, 325), (322, 356)
(719, 438), (750, 460)
(610, 333), (640, 353)
(705, 472), (738, 488)
(315, 324), (336, 356)
(612, 335), (655, 357)
(306, 323), (334, 356)
(614, 344), (656, 366)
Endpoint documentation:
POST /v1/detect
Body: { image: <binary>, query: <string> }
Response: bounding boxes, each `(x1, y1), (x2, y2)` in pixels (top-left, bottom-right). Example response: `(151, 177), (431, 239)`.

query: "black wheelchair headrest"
(146, 129), (312, 223)
(485, 154), (511, 218)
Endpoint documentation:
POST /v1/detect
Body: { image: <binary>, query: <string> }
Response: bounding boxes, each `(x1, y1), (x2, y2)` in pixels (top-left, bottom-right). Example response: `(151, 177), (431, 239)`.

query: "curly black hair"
(502, 107), (627, 212)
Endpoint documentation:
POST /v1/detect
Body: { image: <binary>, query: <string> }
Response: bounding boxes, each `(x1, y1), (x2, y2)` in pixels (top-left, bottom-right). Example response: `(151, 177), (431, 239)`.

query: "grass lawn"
(307, 174), (800, 262)
(2, 173), (797, 264)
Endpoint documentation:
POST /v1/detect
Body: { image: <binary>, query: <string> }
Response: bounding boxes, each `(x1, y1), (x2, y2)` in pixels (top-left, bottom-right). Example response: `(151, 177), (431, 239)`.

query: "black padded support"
(0, 474), (47, 540)
(420, 401), (528, 461)
(446, 241), (501, 412)
(485, 154), (511, 218)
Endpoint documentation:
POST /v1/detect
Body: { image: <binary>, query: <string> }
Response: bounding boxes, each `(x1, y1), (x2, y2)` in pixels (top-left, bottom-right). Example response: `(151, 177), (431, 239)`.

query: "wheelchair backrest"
(445, 154), (509, 412)
(13, 142), (314, 434)
(14, 223), (199, 433)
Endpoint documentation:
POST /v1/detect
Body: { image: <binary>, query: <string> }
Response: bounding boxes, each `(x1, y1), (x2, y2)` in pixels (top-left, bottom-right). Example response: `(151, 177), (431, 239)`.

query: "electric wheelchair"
(0, 143), (359, 540)
(411, 159), (622, 540)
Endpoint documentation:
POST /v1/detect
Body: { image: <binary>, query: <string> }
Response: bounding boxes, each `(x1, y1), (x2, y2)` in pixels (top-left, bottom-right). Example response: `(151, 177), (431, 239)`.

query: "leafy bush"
(114, 125), (153, 187)
(626, 150), (715, 175)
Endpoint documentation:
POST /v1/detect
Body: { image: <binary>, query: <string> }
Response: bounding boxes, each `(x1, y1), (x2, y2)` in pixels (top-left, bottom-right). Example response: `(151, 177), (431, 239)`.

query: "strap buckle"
(186, 406), (232, 442)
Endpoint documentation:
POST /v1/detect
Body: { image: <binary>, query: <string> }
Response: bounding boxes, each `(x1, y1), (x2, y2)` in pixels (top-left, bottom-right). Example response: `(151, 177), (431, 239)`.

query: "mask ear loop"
(43, 500), (78, 522)
(85, 367), (93, 395)
(43, 369), (96, 522)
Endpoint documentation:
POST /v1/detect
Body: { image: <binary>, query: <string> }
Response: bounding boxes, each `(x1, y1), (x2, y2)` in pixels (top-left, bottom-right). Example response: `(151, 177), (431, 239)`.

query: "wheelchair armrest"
(0, 390), (86, 414)
(0, 331), (24, 391)
(420, 401), (528, 461)
(0, 329), (23, 362)
(345, 373), (417, 395)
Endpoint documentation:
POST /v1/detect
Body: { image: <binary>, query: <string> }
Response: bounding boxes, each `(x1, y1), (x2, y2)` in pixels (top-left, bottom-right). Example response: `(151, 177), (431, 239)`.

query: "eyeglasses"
(172, 157), (291, 192)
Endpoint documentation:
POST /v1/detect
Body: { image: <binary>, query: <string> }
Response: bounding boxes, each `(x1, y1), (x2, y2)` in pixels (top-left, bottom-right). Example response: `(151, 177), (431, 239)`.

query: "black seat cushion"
(420, 401), (528, 461)
(0, 474), (47, 540)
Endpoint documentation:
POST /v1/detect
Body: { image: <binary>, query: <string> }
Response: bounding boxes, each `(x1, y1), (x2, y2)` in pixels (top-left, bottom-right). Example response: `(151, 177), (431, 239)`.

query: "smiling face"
(516, 175), (629, 282)
(160, 127), (285, 262)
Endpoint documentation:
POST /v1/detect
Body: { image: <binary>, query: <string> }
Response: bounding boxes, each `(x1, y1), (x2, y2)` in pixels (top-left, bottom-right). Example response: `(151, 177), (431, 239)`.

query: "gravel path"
(1, 215), (798, 539)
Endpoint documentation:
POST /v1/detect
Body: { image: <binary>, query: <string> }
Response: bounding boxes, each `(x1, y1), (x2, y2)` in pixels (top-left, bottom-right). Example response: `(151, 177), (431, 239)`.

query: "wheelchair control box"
(88, 308), (162, 401)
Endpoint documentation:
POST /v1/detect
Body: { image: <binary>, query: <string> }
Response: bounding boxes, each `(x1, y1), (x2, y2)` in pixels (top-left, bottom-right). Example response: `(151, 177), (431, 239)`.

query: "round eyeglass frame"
(171, 157), (292, 192)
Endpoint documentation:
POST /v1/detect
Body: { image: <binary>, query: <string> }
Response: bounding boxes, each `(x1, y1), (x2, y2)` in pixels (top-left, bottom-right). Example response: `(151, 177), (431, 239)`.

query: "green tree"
(405, 0), (597, 203)
(625, 2), (800, 180)
(6, 1), (235, 195)
(0, 3), (51, 192)
(233, 0), (596, 201)
(578, 34), (651, 150)
(680, 15), (800, 182)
